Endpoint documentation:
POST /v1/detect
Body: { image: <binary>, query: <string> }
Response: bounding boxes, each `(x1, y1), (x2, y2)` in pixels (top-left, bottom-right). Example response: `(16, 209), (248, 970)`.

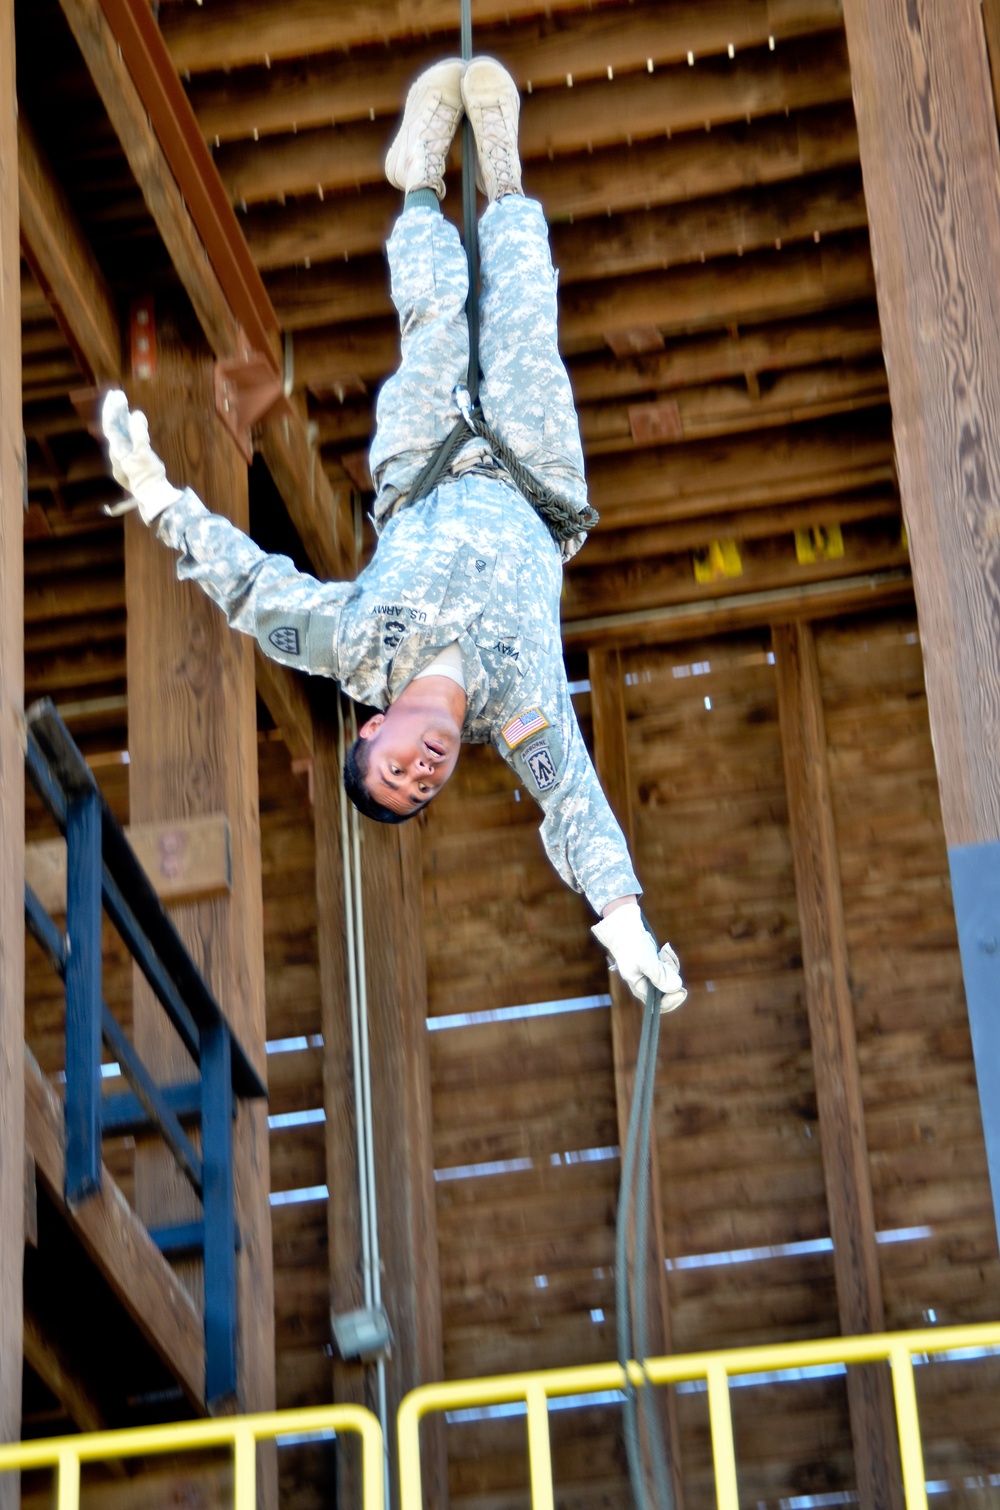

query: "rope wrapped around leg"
(404, 385), (599, 559)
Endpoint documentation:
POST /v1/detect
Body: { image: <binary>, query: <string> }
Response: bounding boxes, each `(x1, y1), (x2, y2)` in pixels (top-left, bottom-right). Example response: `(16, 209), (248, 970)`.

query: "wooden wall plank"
(17, 110), (121, 384)
(840, 0), (1000, 849)
(26, 812), (231, 914)
(164, 0), (845, 76)
(316, 705), (446, 1509)
(0, 0), (23, 1479)
(587, 647), (685, 1506)
(255, 649), (315, 765)
(815, 613), (1000, 1334)
(772, 620), (902, 1508)
(123, 314), (275, 1499)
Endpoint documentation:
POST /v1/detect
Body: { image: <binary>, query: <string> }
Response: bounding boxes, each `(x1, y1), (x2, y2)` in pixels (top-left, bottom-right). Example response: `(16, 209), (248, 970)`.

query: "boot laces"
(478, 102), (517, 184)
(416, 95), (459, 175)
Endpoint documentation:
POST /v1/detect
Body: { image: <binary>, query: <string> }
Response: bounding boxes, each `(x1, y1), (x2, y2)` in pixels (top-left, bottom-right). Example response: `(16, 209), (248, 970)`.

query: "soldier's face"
(357, 700), (462, 815)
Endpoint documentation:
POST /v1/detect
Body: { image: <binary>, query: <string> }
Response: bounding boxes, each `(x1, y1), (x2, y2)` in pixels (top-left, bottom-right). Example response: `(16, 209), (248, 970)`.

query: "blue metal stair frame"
(23, 697), (266, 1409)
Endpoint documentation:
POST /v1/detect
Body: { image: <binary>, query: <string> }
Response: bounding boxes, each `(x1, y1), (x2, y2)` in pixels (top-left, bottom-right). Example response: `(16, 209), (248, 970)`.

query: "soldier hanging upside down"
(102, 57), (687, 1011)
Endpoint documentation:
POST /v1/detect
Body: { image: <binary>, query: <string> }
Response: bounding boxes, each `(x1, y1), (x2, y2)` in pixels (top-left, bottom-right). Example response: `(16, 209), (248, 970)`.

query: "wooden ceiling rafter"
(234, 101), (859, 272)
(210, 34), (854, 207)
(162, 0), (846, 81)
(17, 110), (121, 385)
(56, 0), (356, 582)
(287, 231), (876, 396)
(559, 565), (913, 647)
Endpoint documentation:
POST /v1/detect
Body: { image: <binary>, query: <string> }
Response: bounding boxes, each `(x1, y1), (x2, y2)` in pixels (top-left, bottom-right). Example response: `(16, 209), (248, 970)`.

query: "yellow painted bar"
(6, 1322), (1000, 1510)
(705, 1360), (739, 1510)
(525, 1381), (556, 1510)
(56, 1446), (79, 1510)
(890, 1342), (929, 1510)
(398, 1321), (1000, 1510)
(232, 1423), (257, 1510)
(0, 1404), (384, 1510)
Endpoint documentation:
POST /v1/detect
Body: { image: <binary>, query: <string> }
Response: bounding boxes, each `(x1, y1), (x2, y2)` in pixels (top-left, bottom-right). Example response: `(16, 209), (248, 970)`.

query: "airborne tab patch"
(269, 626), (301, 656)
(501, 708), (549, 749)
(522, 734), (557, 792)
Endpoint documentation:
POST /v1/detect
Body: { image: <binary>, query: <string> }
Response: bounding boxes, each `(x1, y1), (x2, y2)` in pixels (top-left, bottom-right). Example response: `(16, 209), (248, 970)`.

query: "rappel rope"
(412, 6), (670, 1502)
(615, 922), (676, 1510)
(403, 3), (599, 550)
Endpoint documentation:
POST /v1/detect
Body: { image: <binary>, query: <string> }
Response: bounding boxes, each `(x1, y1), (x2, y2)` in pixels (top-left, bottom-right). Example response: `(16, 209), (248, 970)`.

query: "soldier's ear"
(357, 713), (385, 741)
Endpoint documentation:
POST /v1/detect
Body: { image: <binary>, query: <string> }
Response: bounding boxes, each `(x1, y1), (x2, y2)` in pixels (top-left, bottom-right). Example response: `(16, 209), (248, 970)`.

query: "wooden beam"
(568, 309), (884, 404)
(565, 512), (908, 621)
(306, 310), (885, 450)
(22, 1465), (233, 1510)
(254, 647), (315, 764)
(255, 402), (356, 584)
(550, 169), (868, 287)
(839, 0), (1000, 851)
(57, 0), (355, 584)
(214, 37), (853, 207)
(314, 713), (446, 1509)
(577, 486), (899, 567)
(165, 0), (844, 78)
(311, 715), (363, 1497)
(23, 1050), (206, 1411)
(22, 1309), (112, 1437)
(560, 233), (874, 355)
(124, 314), (275, 1498)
(772, 621), (902, 1510)
(17, 109), (121, 383)
(25, 813), (232, 915)
(58, 0), (238, 360)
(240, 105), (859, 273)
(560, 567), (912, 649)
(290, 235), (876, 396)
(0, 0), (24, 1483)
(24, 1155), (37, 1249)
(579, 358), (888, 454)
(981, 0), (1000, 127)
(272, 169), (866, 341)
(587, 648), (685, 1510)
(584, 410), (893, 531)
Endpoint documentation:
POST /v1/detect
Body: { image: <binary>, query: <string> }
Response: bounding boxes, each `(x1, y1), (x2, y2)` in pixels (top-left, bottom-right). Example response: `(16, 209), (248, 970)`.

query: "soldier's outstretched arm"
(101, 390), (349, 677)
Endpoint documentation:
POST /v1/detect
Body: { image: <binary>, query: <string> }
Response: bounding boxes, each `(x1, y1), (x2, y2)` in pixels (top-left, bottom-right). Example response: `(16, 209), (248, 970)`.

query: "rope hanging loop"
(449, 384), (600, 548)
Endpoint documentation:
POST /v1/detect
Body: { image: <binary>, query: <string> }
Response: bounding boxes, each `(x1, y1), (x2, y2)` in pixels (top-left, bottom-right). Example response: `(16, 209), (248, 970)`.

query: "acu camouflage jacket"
(156, 472), (641, 915)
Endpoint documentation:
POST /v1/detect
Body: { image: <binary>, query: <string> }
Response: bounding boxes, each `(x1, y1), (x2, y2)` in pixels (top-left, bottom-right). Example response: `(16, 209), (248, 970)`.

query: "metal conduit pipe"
(337, 697), (391, 1504)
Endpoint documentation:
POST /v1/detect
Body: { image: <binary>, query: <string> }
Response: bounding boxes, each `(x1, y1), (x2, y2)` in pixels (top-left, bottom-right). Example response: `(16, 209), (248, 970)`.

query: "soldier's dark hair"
(342, 735), (418, 825)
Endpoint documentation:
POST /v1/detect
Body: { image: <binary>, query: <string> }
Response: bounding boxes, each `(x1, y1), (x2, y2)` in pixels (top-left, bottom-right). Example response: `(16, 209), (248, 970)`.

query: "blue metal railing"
(23, 698), (267, 1408)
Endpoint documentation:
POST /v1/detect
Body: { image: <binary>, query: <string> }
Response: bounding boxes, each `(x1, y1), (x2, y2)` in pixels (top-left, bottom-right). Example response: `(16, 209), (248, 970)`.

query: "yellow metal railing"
(4, 1324), (1000, 1510)
(398, 1322), (1000, 1510)
(0, 1404), (384, 1510)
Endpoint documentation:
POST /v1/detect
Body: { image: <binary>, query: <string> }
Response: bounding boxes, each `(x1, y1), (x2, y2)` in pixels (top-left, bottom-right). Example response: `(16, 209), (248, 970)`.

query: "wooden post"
(314, 709), (446, 1510)
(840, 0), (1000, 1245)
(124, 309), (275, 1500)
(839, 0), (1000, 850)
(0, 0), (25, 1486)
(587, 648), (684, 1510)
(773, 621), (902, 1510)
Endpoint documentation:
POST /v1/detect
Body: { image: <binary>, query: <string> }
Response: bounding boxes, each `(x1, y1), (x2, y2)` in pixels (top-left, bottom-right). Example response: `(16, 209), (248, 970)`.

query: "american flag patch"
(501, 708), (549, 749)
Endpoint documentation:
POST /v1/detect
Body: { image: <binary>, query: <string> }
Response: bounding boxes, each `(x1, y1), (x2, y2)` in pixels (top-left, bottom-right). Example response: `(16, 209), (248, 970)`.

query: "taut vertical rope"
(401, 0), (598, 550)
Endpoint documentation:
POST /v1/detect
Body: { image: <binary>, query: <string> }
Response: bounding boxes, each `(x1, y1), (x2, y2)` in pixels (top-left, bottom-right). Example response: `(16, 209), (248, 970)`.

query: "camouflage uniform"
(153, 196), (640, 914)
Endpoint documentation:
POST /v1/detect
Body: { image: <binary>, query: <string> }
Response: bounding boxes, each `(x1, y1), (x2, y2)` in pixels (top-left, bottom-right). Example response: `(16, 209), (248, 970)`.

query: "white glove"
(101, 390), (183, 524)
(592, 902), (687, 1012)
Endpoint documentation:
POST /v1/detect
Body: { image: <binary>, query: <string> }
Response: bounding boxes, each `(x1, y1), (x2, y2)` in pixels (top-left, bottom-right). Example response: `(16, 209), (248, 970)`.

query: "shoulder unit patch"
(501, 707), (549, 749)
(269, 625), (301, 656)
(523, 735), (557, 792)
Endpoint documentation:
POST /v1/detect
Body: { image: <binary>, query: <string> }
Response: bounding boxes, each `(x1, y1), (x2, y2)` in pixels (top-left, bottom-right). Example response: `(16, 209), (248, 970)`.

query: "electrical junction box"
(331, 1305), (394, 1363)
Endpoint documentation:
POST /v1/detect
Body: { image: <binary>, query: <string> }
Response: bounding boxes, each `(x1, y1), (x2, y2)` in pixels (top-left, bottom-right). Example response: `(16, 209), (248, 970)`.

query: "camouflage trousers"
(368, 196), (589, 527)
